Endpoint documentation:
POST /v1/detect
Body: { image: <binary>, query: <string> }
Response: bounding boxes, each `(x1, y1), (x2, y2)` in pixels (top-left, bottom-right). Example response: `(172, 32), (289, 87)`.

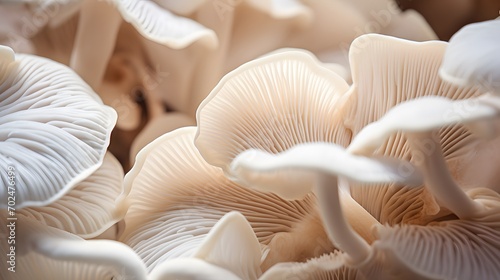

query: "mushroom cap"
(121, 127), (323, 272)
(439, 19), (500, 94)
(374, 214), (500, 280)
(348, 95), (500, 155)
(148, 211), (262, 280)
(231, 142), (423, 200)
(114, 0), (218, 49)
(17, 152), (126, 239)
(339, 34), (488, 225)
(195, 49), (350, 174)
(0, 46), (117, 209)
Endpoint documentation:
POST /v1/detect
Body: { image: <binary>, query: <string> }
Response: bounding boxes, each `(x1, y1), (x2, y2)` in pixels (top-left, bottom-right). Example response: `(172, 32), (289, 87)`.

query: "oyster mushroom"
(348, 95), (500, 218)
(0, 152), (133, 279)
(148, 211), (262, 280)
(70, 0), (122, 89)
(2, 207), (259, 280)
(195, 49), (351, 172)
(345, 97), (500, 280)
(16, 152), (127, 238)
(337, 33), (489, 225)
(230, 143), (424, 279)
(121, 127), (331, 272)
(231, 143), (422, 258)
(0, 45), (116, 208)
(439, 19), (500, 94)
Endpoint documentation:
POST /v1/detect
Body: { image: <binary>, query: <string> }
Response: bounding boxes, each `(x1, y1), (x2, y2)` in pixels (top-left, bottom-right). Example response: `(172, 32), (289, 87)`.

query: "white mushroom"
(337, 33), (489, 225)
(121, 126), (331, 272)
(0, 45), (116, 209)
(17, 152), (127, 239)
(231, 142), (422, 276)
(148, 211), (262, 280)
(195, 49), (351, 172)
(439, 19), (500, 94)
(348, 95), (500, 219)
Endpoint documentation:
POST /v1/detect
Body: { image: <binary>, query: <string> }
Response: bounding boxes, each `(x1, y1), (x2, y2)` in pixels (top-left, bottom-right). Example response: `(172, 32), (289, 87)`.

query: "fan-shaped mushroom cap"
(439, 19), (500, 94)
(195, 49), (350, 173)
(339, 34), (488, 224)
(115, 0), (218, 49)
(375, 222), (500, 280)
(148, 211), (262, 280)
(121, 127), (331, 272)
(0, 46), (117, 209)
(17, 152), (126, 239)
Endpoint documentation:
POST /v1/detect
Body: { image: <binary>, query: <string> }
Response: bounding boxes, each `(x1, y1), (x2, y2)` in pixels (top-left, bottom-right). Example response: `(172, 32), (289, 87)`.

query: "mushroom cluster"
(1, 1), (500, 279)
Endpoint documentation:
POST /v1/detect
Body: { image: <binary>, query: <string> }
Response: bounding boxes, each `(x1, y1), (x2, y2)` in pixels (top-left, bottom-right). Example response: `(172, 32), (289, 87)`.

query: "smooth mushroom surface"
(439, 19), (500, 94)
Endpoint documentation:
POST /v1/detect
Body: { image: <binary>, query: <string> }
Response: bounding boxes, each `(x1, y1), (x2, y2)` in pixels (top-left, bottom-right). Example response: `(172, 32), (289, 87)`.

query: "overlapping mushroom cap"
(120, 127), (333, 273)
(193, 32), (500, 279)
(0, 45), (116, 209)
(439, 19), (500, 94)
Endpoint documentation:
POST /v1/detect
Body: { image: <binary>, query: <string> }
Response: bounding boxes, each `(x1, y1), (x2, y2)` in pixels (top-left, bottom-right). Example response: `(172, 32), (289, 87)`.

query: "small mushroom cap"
(439, 19), (500, 93)
(121, 127), (321, 272)
(0, 46), (117, 209)
(348, 96), (500, 155)
(0, 45), (15, 65)
(231, 142), (423, 200)
(149, 211), (262, 280)
(115, 0), (218, 49)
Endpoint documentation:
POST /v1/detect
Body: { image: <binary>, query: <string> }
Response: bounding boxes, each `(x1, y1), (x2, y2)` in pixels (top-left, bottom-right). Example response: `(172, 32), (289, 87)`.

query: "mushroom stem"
(188, 1), (234, 116)
(34, 236), (147, 279)
(70, 0), (121, 89)
(408, 132), (483, 219)
(315, 174), (371, 264)
(339, 188), (379, 244)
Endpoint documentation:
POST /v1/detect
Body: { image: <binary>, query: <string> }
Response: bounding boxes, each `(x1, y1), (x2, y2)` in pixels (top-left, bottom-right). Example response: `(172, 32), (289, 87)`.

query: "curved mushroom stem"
(315, 174), (371, 264)
(70, 0), (122, 89)
(408, 132), (484, 219)
(188, 1), (234, 116)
